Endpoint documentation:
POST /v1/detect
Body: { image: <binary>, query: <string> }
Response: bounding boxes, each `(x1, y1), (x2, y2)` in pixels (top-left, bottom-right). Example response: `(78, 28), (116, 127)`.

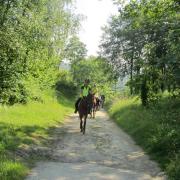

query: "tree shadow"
(0, 122), (57, 153)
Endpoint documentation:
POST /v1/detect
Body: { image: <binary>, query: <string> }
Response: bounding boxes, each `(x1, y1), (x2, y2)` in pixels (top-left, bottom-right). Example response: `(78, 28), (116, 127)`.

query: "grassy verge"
(108, 96), (180, 180)
(0, 90), (74, 180)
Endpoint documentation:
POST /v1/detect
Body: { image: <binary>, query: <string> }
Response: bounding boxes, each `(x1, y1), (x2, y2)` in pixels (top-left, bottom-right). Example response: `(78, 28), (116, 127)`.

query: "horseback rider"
(91, 84), (101, 110)
(74, 79), (91, 113)
(91, 84), (98, 97)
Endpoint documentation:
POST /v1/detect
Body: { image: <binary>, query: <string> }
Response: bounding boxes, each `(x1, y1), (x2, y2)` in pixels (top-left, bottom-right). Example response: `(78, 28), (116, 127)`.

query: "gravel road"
(26, 110), (166, 180)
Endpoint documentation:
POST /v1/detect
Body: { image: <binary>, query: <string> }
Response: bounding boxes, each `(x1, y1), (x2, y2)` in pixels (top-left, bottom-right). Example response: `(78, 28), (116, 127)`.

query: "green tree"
(0, 0), (80, 104)
(100, 0), (180, 105)
(65, 36), (87, 63)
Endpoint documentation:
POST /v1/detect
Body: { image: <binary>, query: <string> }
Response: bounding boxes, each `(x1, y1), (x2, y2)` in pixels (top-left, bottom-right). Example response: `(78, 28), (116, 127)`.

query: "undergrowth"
(108, 96), (180, 180)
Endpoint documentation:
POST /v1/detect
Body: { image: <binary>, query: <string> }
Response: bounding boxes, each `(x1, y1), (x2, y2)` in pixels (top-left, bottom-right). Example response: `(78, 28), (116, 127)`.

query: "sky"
(75, 0), (118, 56)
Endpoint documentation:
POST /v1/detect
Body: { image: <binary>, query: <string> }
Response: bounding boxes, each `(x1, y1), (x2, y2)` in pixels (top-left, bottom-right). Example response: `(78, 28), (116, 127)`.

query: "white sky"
(75, 0), (118, 56)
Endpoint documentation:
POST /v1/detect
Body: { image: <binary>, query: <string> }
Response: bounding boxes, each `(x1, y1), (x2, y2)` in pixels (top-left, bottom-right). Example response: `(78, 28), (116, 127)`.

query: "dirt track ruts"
(26, 110), (166, 180)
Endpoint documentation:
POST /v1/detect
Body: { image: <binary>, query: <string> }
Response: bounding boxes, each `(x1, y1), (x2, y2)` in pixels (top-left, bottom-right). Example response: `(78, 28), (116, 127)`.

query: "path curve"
(26, 110), (166, 180)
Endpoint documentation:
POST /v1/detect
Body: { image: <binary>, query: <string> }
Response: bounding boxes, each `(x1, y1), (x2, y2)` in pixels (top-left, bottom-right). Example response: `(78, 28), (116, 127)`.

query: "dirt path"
(26, 110), (166, 180)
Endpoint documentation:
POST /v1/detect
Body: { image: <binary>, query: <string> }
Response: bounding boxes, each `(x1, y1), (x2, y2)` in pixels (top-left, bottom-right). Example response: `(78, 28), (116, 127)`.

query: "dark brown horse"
(96, 97), (101, 111)
(78, 94), (92, 134)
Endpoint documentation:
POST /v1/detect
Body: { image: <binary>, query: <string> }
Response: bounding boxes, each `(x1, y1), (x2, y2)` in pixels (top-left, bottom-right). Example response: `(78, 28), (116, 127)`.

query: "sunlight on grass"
(108, 96), (180, 179)
(0, 90), (74, 179)
(0, 161), (28, 180)
(0, 94), (72, 127)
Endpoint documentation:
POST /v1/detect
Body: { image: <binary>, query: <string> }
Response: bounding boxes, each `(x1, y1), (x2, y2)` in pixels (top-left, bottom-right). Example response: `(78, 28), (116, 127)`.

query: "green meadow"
(0, 90), (73, 180)
(108, 96), (180, 180)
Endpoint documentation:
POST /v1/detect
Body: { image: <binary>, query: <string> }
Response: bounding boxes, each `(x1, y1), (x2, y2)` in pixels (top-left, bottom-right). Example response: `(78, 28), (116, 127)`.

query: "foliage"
(0, 161), (27, 180)
(65, 36), (87, 64)
(0, 1), (79, 178)
(108, 96), (180, 179)
(100, 0), (180, 105)
(56, 69), (77, 98)
(0, 0), (79, 104)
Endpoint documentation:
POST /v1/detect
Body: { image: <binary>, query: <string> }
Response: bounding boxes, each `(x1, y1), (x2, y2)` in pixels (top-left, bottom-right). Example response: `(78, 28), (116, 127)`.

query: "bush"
(56, 70), (77, 98)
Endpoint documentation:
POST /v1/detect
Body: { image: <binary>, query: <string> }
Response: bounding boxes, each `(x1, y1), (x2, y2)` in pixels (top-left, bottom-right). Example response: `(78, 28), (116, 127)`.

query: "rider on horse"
(74, 79), (91, 113)
(91, 84), (101, 110)
(91, 84), (98, 97)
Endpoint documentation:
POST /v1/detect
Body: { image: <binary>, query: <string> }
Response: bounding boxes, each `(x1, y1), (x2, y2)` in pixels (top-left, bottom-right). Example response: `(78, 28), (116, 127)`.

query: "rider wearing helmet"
(91, 84), (98, 97)
(74, 79), (91, 113)
(91, 84), (101, 109)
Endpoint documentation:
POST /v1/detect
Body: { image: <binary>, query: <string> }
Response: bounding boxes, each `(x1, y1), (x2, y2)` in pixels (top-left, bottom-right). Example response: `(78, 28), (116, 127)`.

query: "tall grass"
(0, 90), (74, 180)
(108, 97), (180, 180)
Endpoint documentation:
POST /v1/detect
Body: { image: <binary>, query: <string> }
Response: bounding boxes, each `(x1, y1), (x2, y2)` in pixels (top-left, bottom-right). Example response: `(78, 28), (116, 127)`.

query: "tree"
(100, 0), (180, 105)
(65, 36), (87, 64)
(0, 0), (80, 104)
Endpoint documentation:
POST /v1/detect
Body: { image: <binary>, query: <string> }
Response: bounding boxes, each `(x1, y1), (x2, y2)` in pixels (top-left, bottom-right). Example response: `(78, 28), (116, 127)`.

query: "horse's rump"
(78, 97), (88, 118)
(78, 97), (90, 134)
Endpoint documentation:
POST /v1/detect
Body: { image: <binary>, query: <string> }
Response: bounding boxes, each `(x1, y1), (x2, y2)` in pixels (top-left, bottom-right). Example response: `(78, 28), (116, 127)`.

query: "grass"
(108, 96), (180, 180)
(0, 89), (74, 180)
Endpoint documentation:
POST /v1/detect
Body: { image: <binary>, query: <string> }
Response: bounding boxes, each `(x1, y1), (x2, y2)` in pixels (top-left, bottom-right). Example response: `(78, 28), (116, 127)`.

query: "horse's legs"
(93, 109), (95, 118)
(90, 109), (92, 118)
(83, 115), (87, 135)
(92, 106), (96, 118)
(80, 118), (83, 132)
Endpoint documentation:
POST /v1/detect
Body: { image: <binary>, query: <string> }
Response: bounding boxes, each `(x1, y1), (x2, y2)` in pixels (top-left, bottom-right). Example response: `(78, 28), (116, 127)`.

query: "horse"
(90, 93), (98, 119)
(100, 95), (105, 108)
(78, 94), (92, 134)
(96, 97), (101, 111)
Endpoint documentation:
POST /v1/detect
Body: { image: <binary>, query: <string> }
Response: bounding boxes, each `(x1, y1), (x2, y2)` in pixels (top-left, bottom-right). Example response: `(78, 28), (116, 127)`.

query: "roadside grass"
(108, 96), (180, 180)
(0, 90), (74, 180)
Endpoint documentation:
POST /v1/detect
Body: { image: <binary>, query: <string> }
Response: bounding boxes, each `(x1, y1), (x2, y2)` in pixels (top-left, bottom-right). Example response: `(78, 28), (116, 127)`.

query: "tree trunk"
(130, 41), (134, 95)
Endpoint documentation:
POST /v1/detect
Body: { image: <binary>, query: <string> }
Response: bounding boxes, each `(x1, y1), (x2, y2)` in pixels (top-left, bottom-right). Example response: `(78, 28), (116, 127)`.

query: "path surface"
(26, 110), (166, 180)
